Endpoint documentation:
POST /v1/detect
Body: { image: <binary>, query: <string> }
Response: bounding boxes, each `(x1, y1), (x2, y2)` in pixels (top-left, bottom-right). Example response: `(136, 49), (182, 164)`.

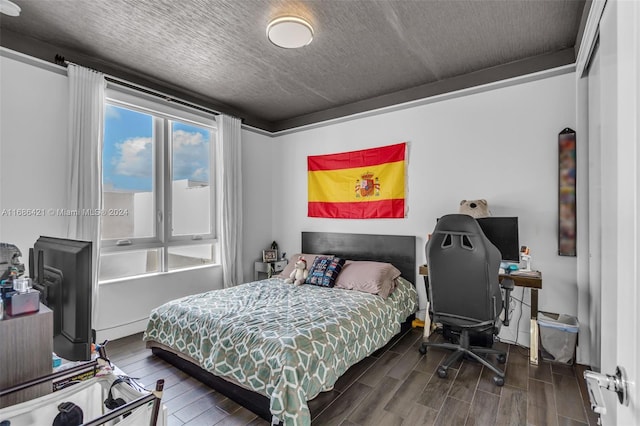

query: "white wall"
(241, 129), (277, 281)
(0, 54), (69, 256)
(269, 72), (578, 346)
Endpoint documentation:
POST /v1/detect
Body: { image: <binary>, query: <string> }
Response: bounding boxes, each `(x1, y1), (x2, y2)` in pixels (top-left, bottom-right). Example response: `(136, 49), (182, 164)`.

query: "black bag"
(52, 402), (83, 426)
(104, 379), (126, 410)
(104, 378), (131, 418)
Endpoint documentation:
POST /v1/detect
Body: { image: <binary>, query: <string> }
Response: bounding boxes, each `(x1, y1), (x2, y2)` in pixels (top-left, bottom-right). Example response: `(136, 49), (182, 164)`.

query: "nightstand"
(254, 259), (288, 281)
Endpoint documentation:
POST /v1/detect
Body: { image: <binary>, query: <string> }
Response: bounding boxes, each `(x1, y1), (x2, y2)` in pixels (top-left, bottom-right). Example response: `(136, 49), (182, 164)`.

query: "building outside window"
(99, 87), (217, 282)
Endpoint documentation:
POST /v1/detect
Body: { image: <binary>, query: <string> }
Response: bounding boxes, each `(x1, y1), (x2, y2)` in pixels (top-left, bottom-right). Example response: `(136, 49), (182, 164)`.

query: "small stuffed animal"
(459, 199), (491, 218)
(284, 256), (308, 286)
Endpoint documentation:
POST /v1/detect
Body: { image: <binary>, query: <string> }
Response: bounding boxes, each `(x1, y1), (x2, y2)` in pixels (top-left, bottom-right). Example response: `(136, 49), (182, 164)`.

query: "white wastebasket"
(538, 311), (579, 364)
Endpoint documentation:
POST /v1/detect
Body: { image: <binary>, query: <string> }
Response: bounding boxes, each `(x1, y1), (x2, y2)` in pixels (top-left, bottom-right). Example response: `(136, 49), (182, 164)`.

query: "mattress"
(143, 276), (417, 425)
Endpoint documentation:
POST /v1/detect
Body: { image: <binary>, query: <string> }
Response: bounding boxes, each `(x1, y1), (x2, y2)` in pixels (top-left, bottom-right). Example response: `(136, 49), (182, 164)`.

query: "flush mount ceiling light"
(267, 16), (313, 49)
(0, 0), (21, 16)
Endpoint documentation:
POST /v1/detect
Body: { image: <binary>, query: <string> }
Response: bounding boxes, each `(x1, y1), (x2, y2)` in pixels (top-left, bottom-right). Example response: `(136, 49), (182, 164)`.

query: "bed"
(144, 232), (417, 425)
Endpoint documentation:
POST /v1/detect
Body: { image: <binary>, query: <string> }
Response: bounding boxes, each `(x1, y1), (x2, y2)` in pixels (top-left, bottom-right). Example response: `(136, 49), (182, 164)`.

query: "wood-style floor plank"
(105, 328), (598, 426)
(529, 360), (554, 383)
(504, 347), (529, 390)
(388, 328), (423, 354)
(384, 370), (430, 415)
(307, 388), (340, 417)
(347, 376), (401, 425)
(528, 378), (558, 426)
(466, 390), (500, 426)
(414, 346), (446, 376)
(162, 378), (203, 403)
(164, 384), (217, 413)
(312, 382), (373, 426)
(386, 346), (424, 380)
(212, 406), (259, 426)
(448, 361), (482, 403)
(553, 373), (588, 423)
(434, 396), (471, 426)
(332, 356), (376, 392)
(355, 350), (400, 387)
(167, 413), (185, 426)
(173, 391), (229, 424)
(402, 403), (439, 426)
(495, 385), (527, 426)
(557, 415), (589, 426)
(417, 367), (458, 411)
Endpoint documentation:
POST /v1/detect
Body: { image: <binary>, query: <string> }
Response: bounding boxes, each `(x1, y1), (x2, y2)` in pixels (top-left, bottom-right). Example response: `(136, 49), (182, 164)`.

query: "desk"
(500, 272), (542, 365)
(419, 265), (542, 365)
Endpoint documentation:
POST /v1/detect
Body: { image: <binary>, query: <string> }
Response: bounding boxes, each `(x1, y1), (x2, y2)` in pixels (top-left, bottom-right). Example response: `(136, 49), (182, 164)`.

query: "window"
(99, 87), (217, 282)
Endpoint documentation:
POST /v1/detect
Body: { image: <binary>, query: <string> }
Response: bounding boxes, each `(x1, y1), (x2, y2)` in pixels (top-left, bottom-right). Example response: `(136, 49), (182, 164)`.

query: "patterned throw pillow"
(305, 256), (346, 287)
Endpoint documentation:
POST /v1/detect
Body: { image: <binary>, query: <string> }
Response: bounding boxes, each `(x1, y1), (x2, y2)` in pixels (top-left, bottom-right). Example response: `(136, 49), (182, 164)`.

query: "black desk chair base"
(419, 328), (506, 387)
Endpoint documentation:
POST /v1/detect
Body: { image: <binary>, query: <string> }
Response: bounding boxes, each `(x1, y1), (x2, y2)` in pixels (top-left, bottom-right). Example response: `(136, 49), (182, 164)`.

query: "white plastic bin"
(538, 312), (579, 364)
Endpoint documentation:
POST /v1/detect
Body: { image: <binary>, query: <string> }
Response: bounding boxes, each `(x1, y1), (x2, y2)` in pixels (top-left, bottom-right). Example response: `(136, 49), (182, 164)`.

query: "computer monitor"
(30, 236), (93, 361)
(475, 217), (520, 262)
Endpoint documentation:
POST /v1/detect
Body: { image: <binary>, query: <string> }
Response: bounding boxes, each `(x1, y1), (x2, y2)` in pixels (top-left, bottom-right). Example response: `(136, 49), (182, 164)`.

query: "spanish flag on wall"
(308, 142), (407, 219)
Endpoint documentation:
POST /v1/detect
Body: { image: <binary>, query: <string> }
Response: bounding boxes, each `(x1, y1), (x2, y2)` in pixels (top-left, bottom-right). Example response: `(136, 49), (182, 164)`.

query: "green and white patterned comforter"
(143, 277), (417, 425)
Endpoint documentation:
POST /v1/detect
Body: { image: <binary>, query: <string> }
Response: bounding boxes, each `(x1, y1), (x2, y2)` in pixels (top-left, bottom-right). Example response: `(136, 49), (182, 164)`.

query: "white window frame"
(100, 84), (218, 280)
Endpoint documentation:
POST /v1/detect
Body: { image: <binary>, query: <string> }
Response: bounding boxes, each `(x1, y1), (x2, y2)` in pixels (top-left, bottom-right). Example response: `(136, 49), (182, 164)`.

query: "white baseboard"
(95, 318), (149, 342)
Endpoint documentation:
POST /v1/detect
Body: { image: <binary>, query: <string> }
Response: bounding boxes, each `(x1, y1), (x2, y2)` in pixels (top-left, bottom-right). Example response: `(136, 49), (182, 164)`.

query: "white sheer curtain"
(66, 64), (105, 324)
(216, 114), (243, 287)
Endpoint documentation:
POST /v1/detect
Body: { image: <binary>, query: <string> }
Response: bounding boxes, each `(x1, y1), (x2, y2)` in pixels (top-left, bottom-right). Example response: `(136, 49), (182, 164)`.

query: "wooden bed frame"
(150, 232), (417, 423)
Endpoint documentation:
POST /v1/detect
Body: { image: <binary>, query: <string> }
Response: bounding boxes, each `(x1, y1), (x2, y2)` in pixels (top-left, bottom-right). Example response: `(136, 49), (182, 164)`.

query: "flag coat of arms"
(307, 142), (407, 218)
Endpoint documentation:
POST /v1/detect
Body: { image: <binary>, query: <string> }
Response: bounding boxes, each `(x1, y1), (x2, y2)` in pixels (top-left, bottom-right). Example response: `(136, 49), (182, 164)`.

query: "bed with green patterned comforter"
(143, 276), (417, 425)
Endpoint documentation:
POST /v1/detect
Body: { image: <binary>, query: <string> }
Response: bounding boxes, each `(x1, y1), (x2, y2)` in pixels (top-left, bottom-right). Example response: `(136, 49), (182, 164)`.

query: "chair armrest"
(499, 278), (514, 326)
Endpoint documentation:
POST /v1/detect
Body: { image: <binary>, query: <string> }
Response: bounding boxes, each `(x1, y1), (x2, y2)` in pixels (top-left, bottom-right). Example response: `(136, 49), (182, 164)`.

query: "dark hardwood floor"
(106, 329), (598, 426)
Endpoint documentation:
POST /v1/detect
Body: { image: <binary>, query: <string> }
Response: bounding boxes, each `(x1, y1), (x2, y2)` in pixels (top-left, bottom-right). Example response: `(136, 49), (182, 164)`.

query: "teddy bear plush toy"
(459, 199), (491, 218)
(285, 256), (309, 285)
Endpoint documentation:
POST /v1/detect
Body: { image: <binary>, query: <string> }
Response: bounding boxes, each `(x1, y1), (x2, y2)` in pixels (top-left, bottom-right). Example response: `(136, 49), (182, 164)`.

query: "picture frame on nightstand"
(262, 249), (278, 262)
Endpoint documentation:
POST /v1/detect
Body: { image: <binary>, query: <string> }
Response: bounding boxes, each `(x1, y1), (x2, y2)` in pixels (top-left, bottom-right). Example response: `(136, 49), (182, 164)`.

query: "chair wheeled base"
(419, 327), (507, 386)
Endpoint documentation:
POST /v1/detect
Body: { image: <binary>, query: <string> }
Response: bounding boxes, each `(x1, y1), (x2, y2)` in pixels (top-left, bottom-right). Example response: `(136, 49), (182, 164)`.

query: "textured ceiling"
(0, 0), (587, 132)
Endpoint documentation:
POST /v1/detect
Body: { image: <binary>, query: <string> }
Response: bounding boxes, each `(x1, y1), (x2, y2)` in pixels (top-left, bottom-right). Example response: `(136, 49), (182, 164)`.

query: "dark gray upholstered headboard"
(301, 232), (417, 285)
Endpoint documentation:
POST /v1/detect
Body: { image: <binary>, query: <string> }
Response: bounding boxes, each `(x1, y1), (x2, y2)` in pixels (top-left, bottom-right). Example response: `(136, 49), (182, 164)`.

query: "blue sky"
(103, 105), (210, 191)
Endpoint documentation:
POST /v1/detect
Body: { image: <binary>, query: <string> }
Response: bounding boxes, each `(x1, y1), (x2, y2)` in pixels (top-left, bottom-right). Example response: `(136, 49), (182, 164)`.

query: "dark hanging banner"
(558, 128), (577, 256)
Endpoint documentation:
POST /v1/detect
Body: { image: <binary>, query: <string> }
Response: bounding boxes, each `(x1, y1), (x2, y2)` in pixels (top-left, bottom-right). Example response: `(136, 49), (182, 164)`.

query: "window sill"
(99, 263), (221, 286)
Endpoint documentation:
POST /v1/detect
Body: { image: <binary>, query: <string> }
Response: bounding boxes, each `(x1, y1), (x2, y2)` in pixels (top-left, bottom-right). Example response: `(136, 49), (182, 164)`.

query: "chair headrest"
(434, 214), (484, 234)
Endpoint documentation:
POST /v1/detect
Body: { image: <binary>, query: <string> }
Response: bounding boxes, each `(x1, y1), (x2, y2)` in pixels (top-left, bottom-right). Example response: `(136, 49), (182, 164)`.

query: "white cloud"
(173, 130), (209, 181)
(111, 131), (209, 181)
(113, 137), (153, 177)
(173, 130), (204, 148)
